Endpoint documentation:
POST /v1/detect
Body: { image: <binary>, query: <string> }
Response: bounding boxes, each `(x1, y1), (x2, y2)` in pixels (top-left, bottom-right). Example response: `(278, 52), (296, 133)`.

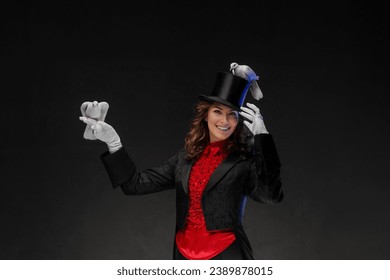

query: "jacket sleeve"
(245, 134), (283, 203)
(100, 147), (179, 195)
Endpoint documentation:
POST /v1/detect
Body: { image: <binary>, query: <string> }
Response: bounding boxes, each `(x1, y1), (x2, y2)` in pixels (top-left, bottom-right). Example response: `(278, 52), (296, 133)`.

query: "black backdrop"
(1, 1), (390, 259)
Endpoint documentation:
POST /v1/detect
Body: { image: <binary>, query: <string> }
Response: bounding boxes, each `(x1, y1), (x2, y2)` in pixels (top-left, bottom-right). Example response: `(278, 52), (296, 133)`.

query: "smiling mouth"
(216, 126), (230, 131)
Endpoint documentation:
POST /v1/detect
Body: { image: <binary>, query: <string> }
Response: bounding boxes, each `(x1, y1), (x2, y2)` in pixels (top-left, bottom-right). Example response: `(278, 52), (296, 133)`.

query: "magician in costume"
(79, 63), (283, 260)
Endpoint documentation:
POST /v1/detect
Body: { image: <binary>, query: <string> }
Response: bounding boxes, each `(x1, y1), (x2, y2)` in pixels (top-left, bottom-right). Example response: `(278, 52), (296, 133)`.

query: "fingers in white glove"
(79, 117), (123, 152)
(80, 117), (98, 140)
(239, 107), (255, 122)
(246, 102), (261, 114)
(90, 122), (102, 137)
(80, 116), (97, 126)
(79, 117), (106, 139)
(239, 103), (268, 135)
(239, 103), (263, 121)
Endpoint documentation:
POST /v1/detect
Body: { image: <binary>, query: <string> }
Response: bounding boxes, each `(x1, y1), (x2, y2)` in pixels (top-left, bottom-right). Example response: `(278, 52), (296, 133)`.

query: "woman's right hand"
(79, 117), (122, 153)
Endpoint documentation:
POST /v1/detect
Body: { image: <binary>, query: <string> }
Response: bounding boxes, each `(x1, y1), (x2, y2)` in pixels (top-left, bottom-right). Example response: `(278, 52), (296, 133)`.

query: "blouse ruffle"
(175, 140), (236, 259)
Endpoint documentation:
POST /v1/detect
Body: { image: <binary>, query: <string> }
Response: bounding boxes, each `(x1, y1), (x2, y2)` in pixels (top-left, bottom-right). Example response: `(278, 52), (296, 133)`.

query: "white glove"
(239, 103), (269, 135)
(79, 117), (122, 153)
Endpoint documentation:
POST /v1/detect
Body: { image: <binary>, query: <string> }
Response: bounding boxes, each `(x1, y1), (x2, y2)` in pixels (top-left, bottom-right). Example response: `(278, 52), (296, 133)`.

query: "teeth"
(217, 126), (229, 131)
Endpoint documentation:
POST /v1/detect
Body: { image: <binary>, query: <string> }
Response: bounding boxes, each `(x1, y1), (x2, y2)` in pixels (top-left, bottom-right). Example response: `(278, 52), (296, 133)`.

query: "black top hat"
(199, 72), (250, 111)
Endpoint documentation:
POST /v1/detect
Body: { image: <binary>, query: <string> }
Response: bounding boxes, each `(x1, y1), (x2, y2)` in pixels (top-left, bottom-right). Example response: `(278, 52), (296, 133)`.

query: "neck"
(208, 139), (227, 146)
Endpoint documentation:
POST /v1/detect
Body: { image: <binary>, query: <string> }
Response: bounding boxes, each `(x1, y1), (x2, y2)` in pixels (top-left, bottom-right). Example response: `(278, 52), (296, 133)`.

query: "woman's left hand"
(239, 103), (269, 135)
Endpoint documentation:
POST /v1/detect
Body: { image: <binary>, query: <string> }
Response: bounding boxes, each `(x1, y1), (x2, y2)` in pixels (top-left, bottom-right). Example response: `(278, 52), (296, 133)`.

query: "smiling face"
(206, 103), (239, 143)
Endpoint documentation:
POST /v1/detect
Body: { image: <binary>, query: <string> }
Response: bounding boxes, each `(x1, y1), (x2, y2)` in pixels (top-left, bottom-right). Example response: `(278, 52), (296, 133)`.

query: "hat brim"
(198, 95), (240, 111)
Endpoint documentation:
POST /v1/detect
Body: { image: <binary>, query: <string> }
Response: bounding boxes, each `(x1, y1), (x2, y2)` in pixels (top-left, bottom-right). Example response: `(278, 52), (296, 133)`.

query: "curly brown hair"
(184, 101), (249, 160)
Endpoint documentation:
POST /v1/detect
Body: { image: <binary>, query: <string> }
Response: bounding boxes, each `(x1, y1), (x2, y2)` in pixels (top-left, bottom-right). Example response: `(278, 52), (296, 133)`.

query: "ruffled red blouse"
(175, 140), (236, 260)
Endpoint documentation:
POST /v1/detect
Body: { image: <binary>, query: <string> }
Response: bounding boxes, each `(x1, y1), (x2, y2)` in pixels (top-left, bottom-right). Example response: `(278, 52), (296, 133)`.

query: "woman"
(79, 71), (283, 259)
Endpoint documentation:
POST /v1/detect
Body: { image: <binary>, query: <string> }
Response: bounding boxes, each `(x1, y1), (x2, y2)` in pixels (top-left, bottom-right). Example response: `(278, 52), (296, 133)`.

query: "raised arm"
(101, 147), (180, 195)
(245, 134), (283, 203)
(239, 102), (283, 203)
(79, 109), (179, 195)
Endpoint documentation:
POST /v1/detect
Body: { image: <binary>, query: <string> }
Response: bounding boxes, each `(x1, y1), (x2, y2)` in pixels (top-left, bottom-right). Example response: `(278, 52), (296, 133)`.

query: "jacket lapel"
(181, 151), (244, 195)
(181, 158), (194, 195)
(204, 151), (243, 194)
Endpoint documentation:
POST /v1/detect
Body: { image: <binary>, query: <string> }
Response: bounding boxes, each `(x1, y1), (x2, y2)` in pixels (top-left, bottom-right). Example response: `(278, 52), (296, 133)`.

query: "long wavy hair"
(184, 101), (249, 160)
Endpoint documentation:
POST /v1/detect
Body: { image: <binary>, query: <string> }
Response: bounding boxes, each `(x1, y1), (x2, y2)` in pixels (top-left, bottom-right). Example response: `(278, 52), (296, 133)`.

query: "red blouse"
(175, 140), (236, 259)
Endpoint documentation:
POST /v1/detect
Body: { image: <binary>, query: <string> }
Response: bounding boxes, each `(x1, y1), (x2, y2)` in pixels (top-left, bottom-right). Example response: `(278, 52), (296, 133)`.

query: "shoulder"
(167, 147), (188, 165)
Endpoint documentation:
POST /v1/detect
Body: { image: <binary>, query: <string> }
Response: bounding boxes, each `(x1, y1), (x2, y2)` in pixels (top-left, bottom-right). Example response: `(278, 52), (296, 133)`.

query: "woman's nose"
(220, 114), (229, 123)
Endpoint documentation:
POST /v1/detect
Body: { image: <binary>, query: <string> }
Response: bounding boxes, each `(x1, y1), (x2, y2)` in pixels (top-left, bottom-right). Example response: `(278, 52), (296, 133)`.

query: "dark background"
(1, 1), (389, 259)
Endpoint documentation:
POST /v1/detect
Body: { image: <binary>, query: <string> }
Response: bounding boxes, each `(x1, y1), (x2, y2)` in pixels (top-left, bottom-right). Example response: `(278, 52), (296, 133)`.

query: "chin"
(212, 133), (232, 142)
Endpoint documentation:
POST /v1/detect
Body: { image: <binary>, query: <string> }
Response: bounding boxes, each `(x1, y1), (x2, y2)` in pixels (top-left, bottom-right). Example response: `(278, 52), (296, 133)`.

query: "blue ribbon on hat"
(238, 80), (252, 107)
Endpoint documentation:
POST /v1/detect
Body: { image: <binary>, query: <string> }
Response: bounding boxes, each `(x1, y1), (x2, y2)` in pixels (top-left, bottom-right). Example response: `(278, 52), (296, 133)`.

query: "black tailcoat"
(101, 134), (283, 259)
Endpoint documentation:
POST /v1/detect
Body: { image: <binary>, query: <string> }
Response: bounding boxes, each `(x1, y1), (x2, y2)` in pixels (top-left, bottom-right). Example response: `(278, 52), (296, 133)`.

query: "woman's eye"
(213, 110), (222, 114)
